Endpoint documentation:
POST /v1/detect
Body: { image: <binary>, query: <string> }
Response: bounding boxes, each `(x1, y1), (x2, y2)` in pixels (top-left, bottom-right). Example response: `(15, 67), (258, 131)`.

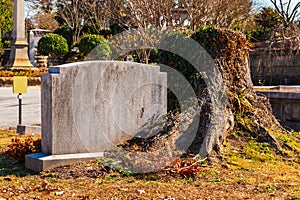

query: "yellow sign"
(13, 76), (28, 94)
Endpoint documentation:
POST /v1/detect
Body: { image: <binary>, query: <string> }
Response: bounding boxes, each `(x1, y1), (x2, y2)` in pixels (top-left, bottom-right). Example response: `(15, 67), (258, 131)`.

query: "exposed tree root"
(190, 28), (300, 157)
(117, 28), (299, 166)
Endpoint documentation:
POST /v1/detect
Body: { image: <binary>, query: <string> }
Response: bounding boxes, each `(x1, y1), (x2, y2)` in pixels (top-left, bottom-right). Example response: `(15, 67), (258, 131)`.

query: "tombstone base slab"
(25, 152), (104, 172)
(17, 125), (41, 135)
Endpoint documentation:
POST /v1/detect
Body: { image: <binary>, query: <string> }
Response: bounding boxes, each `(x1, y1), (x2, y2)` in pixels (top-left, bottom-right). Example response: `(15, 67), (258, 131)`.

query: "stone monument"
(28, 30), (36, 67)
(5, 0), (34, 69)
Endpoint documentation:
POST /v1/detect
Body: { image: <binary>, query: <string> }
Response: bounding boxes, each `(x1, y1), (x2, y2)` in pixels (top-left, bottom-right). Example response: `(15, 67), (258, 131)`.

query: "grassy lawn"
(0, 129), (299, 199)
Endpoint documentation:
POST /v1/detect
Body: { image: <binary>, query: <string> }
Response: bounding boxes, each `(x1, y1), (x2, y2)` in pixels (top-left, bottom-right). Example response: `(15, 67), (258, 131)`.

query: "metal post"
(18, 93), (22, 125)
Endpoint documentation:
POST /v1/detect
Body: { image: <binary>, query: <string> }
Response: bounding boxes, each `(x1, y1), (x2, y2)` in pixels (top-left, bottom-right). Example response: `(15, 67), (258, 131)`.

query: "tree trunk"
(191, 29), (292, 157)
(104, 28), (298, 174)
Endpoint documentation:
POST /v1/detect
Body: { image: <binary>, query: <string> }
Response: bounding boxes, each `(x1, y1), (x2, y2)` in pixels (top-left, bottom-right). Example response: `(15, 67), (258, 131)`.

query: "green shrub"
(54, 25), (74, 50)
(78, 34), (110, 59)
(248, 8), (281, 42)
(255, 8), (281, 29)
(0, 40), (3, 54)
(37, 33), (69, 60)
(3, 40), (11, 48)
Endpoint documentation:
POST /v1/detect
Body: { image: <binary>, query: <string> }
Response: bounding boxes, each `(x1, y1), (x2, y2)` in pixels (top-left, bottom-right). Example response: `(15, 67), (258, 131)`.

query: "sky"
(255, 0), (300, 10)
(256, 0), (273, 7)
(25, 2), (36, 19)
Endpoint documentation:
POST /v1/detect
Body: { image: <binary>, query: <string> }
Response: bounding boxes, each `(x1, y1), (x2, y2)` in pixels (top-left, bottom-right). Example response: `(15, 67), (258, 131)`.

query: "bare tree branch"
(270, 0), (300, 27)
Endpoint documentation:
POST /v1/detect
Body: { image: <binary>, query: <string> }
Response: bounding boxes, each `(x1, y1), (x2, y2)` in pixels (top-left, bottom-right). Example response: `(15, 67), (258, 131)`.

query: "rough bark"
(191, 28), (292, 156)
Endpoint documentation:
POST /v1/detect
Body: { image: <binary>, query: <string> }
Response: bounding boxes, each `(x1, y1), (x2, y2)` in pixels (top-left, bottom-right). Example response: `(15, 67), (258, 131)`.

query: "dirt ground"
(0, 129), (299, 200)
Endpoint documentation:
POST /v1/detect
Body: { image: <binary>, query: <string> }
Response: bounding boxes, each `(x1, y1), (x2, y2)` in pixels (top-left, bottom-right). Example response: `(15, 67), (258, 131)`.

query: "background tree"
(33, 12), (59, 30)
(26, 0), (254, 47)
(179, 0), (253, 31)
(25, 0), (58, 31)
(0, 0), (13, 36)
(25, 0), (54, 14)
(108, 0), (253, 31)
(0, 0), (13, 59)
(270, 0), (300, 27)
(247, 1), (300, 50)
(55, 0), (88, 44)
(106, 0), (254, 63)
(82, 0), (112, 34)
(249, 7), (281, 41)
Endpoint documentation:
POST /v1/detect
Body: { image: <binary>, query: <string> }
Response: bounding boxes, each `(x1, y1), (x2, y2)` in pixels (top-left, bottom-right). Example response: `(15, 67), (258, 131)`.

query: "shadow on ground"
(0, 153), (38, 177)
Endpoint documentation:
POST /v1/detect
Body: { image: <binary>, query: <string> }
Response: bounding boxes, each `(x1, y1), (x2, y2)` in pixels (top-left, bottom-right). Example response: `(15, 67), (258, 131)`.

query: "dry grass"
(0, 129), (299, 199)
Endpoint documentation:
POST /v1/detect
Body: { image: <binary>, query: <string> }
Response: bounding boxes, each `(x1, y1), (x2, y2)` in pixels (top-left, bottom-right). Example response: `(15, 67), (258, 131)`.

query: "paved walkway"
(0, 87), (41, 129)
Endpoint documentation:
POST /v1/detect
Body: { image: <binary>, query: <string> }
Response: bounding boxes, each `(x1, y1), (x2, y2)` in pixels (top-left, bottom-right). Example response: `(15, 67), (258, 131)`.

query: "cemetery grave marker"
(26, 61), (167, 171)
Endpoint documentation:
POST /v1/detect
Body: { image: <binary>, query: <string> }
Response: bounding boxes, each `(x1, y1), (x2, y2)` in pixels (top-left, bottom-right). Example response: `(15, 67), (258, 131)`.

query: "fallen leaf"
(55, 191), (64, 196)
(136, 189), (146, 194)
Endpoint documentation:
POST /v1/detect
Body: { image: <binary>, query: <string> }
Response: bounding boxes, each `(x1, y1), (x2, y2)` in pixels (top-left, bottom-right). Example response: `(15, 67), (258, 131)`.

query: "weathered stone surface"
(254, 86), (300, 131)
(26, 61), (167, 171)
(41, 61), (167, 155)
(250, 50), (300, 85)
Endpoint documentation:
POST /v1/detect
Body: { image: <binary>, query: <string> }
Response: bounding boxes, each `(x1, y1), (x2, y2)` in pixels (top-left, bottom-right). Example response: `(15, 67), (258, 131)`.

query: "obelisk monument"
(5, 0), (34, 69)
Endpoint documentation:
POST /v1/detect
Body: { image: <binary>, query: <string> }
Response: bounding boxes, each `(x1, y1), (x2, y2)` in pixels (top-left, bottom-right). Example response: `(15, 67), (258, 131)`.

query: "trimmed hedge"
(37, 33), (69, 57)
(78, 34), (110, 59)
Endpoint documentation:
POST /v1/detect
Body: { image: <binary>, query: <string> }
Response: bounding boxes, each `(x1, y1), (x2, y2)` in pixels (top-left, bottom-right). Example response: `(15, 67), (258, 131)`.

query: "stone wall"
(270, 98), (300, 131)
(250, 49), (300, 86)
(255, 86), (300, 131)
(41, 61), (167, 155)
